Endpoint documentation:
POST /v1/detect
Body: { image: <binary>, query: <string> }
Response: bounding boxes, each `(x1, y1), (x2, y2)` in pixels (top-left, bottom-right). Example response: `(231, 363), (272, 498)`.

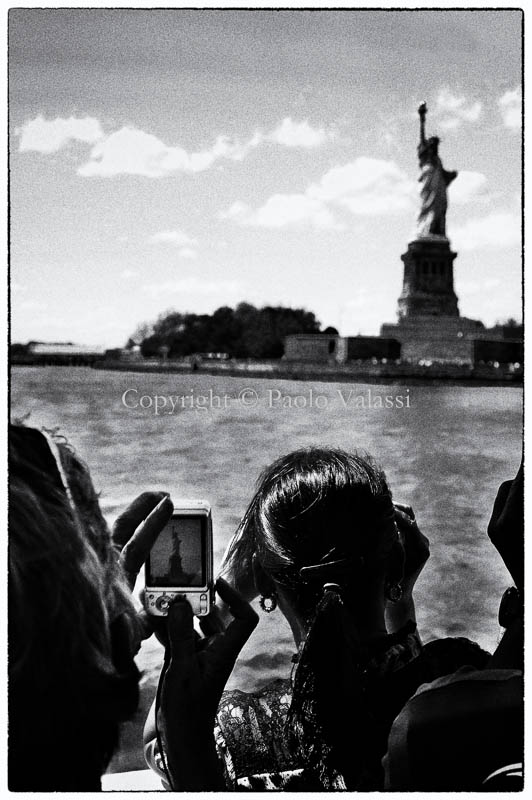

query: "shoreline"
(12, 359), (523, 387)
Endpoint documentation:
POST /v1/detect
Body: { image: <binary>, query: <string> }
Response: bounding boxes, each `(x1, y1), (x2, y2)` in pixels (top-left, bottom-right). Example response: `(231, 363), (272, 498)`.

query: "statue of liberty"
(416, 102), (457, 238)
(169, 529), (185, 580)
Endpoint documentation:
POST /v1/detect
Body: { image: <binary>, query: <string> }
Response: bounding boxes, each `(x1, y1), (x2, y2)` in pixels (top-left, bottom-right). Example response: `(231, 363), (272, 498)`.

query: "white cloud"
(255, 194), (340, 229)
(449, 171), (489, 205)
(222, 194), (341, 229)
(149, 230), (197, 247)
(435, 89), (482, 130)
(498, 88), (522, 130)
(149, 231), (199, 258)
(18, 114), (333, 177)
(220, 202), (251, 223)
(76, 127), (260, 177)
(268, 118), (333, 148)
(78, 122), (333, 176)
(17, 115), (104, 153)
(121, 269), (138, 279)
(221, 157), (414, 230)
(142, 277), (240, 297)
(450, 211), (521, 251)
(78, 128), (184, 177)
(310, 158), (415, 215)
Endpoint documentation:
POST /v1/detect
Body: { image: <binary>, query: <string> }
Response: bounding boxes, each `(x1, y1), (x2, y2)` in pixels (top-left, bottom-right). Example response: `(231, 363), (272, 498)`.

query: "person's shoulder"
(385, 666), (523, 790)
(414, 666), (522, 699)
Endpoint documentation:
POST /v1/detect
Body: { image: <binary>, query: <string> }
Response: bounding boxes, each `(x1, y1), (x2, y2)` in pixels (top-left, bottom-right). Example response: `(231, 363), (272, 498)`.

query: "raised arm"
(418, 102), (427, 146)
(385, 504), (430, 635)
(144, 579), (258, 790)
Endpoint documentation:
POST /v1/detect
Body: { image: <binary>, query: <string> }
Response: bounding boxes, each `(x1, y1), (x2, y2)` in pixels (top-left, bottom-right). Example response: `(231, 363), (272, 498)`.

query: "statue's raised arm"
(415, 102), (457, 239)
(418, 101), (427, 146)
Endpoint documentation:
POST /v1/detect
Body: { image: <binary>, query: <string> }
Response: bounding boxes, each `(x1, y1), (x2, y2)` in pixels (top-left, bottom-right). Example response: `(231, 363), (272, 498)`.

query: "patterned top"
(214, 625), (423, 790)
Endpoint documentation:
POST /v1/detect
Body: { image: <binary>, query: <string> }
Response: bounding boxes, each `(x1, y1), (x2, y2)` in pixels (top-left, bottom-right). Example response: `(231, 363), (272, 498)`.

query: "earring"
(386, 583), (403, 603)
(259, 593), (278, 613)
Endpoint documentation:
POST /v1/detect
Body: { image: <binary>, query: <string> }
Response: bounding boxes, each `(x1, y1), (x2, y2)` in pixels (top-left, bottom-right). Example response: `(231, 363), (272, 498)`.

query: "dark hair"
(9, 426), (139, 790)
(224, 447), (399, 787)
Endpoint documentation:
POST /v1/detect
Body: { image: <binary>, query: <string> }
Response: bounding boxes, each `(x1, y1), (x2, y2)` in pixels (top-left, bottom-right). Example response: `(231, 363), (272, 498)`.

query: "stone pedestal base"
(398, 238), (459, 318)
(380, 315), (485, 364)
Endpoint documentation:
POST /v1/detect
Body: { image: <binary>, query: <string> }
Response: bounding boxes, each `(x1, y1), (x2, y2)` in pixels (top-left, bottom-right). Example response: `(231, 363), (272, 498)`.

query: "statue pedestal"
(397, 237), (459, 318)
(381, 315), (485, 363)
(380, 237), (485, 364)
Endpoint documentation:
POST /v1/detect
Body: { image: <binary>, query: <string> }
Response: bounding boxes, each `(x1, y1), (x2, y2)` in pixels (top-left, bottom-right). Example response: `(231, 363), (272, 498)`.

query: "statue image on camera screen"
(163, 523), (202, 586)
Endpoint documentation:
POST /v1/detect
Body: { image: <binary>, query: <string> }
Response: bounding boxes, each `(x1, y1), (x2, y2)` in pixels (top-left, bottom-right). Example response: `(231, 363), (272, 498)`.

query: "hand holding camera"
(110, 492), (175, 647)
(114, 492), (174, 588)
(136, 497), (258, 788)
(144, 501), (214, 617)
(156, 578), (258, 789)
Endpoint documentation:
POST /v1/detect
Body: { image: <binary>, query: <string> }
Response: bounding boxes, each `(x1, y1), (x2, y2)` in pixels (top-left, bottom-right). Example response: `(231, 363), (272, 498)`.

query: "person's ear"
(251, 553), (276, 596)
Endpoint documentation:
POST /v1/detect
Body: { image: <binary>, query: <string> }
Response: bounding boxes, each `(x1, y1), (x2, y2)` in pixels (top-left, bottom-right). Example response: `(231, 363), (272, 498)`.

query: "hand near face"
(487, 463), (523, 591)
(394, 503), (430, 596)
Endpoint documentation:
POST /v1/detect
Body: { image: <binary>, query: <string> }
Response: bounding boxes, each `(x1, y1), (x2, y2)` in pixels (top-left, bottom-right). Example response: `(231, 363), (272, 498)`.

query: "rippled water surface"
(11, 367), (522, 771)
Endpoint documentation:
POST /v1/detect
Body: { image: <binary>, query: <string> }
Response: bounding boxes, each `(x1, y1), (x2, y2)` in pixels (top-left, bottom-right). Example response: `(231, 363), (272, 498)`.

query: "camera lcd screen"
(147, 516), (206, 587)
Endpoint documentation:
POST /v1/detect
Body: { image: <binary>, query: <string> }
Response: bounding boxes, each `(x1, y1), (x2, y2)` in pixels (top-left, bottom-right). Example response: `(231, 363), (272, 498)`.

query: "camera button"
(156, 595), (171, 612)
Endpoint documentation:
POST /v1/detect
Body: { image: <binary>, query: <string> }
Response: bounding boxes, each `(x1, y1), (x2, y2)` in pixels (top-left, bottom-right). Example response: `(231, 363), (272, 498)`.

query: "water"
(11, 367), (522, 771)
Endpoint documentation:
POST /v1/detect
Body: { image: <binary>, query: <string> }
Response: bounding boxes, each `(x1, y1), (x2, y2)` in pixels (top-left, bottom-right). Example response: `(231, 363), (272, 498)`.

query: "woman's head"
(9, 424), (139, 787)
(9, 425), (138, 680)
(226, 447), (401, 619)
(224, 447), (404, 788)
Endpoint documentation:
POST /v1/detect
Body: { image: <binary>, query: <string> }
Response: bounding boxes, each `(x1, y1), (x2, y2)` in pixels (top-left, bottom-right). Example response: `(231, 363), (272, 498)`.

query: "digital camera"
(145, 500), (214, 617)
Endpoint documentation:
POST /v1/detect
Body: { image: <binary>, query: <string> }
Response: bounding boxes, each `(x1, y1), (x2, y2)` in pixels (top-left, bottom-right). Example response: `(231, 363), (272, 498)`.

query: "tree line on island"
(128, 303), (337, 359)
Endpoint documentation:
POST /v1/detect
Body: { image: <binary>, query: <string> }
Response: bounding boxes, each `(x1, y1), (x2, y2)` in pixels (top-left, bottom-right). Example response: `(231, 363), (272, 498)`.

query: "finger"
(136, 589), (169, 645)
(393, 503), (415, 520)
(215, 578), (260, 627)
(120, 496), (174, 586)
(400, 519), (430, 551)
(113, 491), (169, 549)
(165, 598), (197, 670)
(201, 579), (258, 686)
(199, 606), (226, 637)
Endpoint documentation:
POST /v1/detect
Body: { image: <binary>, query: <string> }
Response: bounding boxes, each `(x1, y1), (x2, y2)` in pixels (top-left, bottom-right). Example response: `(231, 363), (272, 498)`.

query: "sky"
(9, 7), (523, 348)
